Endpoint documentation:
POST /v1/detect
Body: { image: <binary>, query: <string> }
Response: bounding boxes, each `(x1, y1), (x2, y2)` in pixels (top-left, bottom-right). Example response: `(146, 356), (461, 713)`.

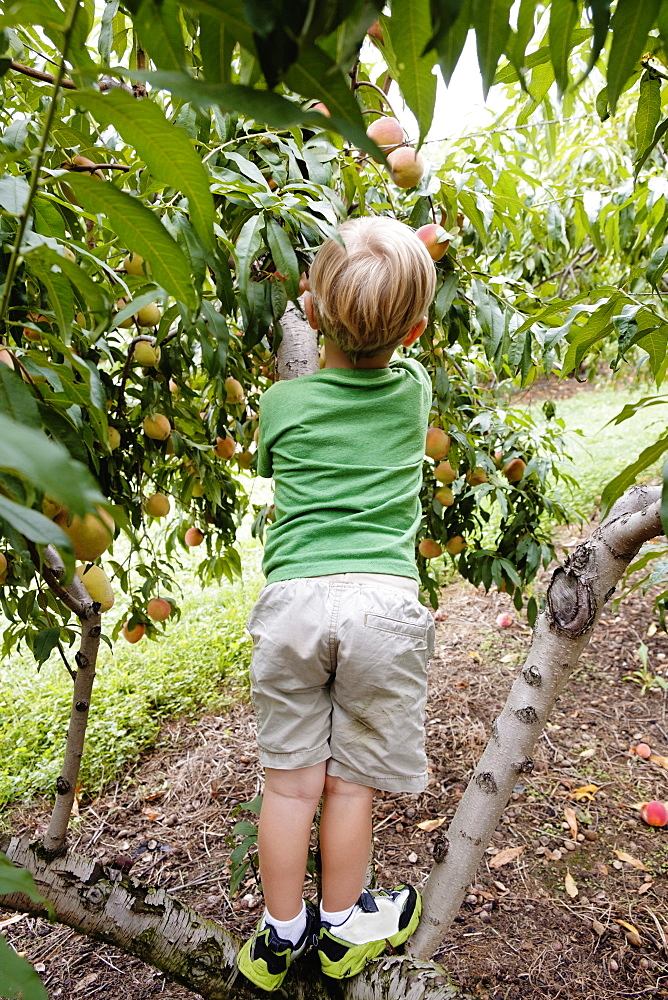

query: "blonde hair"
(309, 216), (436, 363)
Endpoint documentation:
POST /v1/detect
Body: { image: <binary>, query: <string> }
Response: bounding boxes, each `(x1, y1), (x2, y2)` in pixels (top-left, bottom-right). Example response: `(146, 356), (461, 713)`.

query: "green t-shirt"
(257, 358), (432, 584)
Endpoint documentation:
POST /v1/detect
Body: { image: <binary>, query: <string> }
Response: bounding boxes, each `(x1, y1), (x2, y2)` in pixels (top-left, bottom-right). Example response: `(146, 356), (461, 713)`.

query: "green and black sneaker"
(237, 903), (319, 992)
(318, 885), (421, 980)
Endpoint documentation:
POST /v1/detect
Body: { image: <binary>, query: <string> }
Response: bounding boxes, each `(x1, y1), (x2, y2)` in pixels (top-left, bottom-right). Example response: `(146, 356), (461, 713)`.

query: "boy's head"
(305, 216), (436, 364)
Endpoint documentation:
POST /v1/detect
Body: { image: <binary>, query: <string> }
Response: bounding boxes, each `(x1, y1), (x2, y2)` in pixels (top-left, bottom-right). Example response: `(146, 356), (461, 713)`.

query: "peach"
(76, 564), (114, 612)
(54, 506), (115, 562)
(0, 551), (7, 583)
(42, 495), (63, 519)
(144, 493), (170, 518)
(123, 253), (151, 276)
(367, 19), (384, 43)
(425, 427), (450, 460)
(122, 621), (145, 644)
(634, 743), (652, 759)
(434, 461), (456, 484)
(416, 223), (450, 262)
(312, 102), (330, 117)
(466, 467), (488, 486)
(147, 597), (171, 622)
(215, 435), (236, 460)
(445, 535), (466, 555)
(0, 349), (14, 368)
(640, 800), (668, 827)
(133, 341), (161, 366)
(419, 538), (442, 559)
(366, 117), (406, 153)
(237, 451), (253, 470)
(496, 612), (513, 628)
(503, 458), (526, 483)
(387, 147), (425, 188)
(185, 526), (204, 547)
(107, 427), (121, 451)
(225, 376), (245, 404)
(143, 414), (171, 440)
(135, 303), (161, 328)
(434, 486), (454, 507)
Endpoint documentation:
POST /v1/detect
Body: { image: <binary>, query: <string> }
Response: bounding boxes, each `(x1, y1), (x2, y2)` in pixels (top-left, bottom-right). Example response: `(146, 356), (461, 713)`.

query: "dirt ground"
(2, 525), (668, 1000)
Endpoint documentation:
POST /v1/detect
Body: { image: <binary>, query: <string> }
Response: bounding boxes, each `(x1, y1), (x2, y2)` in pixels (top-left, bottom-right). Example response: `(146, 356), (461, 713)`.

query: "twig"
(9, 60), (76, 89)
(65, 162), (131, 172)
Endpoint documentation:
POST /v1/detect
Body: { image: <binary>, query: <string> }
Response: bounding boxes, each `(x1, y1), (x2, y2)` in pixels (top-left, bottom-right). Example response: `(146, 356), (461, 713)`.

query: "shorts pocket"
(363, 613), (427, 639)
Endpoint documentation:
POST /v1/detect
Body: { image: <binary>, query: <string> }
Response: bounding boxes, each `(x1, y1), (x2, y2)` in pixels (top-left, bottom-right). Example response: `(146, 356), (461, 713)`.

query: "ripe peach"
(634, 743), (652, 759)
(366, 117), (406, 153)
(466, 467), (488, 486)
(419, 538), (442, 559)
(0, 551), (7, 584)
(434, 461), (456, 484)
(68, 155), (104, 181)
(237, 451), (253, 469)
(135, 303), (161, 328)
(123, 253), (151, 276)
(133, 340), (161, 366)
(312, 102), (330, 117)
(0, 349), (14, 368)
(185, 526), (204, 547)
(122, 621), (145, 644)
(496, 612), (513, 628)
(215, 435), (236, 460)
(434, 486), (454, 507)
(425, 427), (450, 460)
(23, 314), (48, 341)
(147, 597), (171, 622)
(144, 493), (170, 518)
(143, 414), (171, 440)
(225, 377), (245, 404)
(54, 506), (115, 562)
(168, 379), (178, 393)
(367, 19), (384, 43)
(107, 427), (121, 451)
(640, 800), (668, 827)
(76, 564), (114, 612)
(416, 223), (450, 262)
(503, 458), (526, 483)
(445, 535), (467, 555)
(387, 147), (425, 188)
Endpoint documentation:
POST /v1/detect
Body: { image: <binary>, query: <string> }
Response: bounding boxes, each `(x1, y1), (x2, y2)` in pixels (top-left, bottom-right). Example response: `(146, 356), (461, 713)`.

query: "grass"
(0, 544), (263, 811)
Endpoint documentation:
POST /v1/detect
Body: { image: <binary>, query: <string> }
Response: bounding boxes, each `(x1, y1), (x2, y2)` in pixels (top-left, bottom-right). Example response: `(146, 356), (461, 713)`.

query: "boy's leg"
(258, 762), (327, 919)
(319, 773), (374, 912)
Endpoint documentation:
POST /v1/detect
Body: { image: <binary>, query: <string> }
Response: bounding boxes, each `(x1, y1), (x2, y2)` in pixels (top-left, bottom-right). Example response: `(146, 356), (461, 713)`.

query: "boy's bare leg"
(319, 773), (374, 912)
(258, 761), (327, 920)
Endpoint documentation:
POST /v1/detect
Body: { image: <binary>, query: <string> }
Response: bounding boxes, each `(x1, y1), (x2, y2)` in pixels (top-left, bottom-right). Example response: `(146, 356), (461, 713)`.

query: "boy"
(237, 216), (437, 991)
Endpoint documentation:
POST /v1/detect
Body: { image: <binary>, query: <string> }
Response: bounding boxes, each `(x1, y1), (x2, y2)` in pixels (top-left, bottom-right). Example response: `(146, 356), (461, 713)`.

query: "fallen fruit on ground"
(135, 303), (161, 328)
(416, 223), (450, 261)
(366, 116), (406, 154)
(107, 427), (121, 451)
(466, 467), (488, 486)
(640, 800), (668, 827)
(54, 506), (115, 562)
(503, 457), (527, 483)
(143, 414), (171, 440)
(225, 376), (245, 404)
(147, 597), (171, 622)
(215, 435), (236, 460)
(122, 621), (145, 644)
(434, 486), (454, 506)
(185, 526), (204, 546)
(144, 493), (170, 518)
(425, 427), (450, 460)
(419, 538), (443, 559)
(445, 535), (467, 555)
(76, 565), (114, 612)
(434, 460), (456, 484)
(634, 743), (652, 759)
(387, 147), (425, 188)
(123, 252), (150, 276)
(133, 340), (161, 366)
(496, 612), (513, 628)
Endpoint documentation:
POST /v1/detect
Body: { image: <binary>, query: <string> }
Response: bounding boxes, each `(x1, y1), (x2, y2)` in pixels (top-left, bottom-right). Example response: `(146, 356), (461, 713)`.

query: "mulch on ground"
(2, 528), (668, 1000)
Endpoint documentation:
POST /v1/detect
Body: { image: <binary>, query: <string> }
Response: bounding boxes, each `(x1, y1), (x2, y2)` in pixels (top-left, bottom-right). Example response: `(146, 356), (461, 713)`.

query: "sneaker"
(237, 902), (319, 992)
(318, 885), (421, 980)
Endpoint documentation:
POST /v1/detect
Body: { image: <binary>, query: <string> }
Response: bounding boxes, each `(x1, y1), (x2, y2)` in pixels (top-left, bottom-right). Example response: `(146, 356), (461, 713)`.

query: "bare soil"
(3, 527), (668, 1000)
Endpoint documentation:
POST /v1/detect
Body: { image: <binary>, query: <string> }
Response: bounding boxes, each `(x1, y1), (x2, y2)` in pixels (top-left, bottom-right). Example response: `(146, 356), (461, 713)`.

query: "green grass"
(527, 383), (668, 517)
(0, 545), (262, 811)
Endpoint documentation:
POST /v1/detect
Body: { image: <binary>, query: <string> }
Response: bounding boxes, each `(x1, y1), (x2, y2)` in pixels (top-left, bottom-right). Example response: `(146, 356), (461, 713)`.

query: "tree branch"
(9, 60), (76, 89)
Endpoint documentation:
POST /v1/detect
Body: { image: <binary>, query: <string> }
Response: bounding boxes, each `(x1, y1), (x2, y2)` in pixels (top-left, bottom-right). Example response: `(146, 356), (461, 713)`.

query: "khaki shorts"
(247, 573), (435, 793)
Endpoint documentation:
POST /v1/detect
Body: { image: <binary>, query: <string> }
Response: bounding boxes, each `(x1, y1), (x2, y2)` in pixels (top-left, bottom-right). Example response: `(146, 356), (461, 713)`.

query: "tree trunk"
(409, 484), (662, 959)
(1, 835), (465, 1000)
(275, 302), (319, 380)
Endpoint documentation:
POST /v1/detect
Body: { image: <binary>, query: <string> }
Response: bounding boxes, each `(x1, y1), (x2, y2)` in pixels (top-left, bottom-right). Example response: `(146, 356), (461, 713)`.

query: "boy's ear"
(303, 292), (319, 330)
(402, 316), (428, 347)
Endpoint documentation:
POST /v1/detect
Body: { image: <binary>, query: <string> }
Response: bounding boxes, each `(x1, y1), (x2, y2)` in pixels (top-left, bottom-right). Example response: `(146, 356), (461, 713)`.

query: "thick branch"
(1, 838), (465, 1000)
(409, 485), (662, 958)
(9, 60), (76, 89)
(275, 302), (319, 380)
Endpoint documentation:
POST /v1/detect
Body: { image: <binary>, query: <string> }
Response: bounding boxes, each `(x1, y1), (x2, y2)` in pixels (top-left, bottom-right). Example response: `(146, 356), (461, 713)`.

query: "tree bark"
(275, 302), (319, 380)
(409, 484), (662, 959)
(1, 836), (465, 1000)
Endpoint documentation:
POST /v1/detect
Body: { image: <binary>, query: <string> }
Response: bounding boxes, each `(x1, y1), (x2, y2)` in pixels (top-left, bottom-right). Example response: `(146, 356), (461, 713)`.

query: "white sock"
(320, 902), (355, 926)
(264, 902), (307, 946)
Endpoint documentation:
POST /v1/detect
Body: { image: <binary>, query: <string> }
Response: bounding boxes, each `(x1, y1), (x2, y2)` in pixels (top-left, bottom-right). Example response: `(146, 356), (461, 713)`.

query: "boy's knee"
(324, 773), (374, 799)
(265, 763), (326, 804)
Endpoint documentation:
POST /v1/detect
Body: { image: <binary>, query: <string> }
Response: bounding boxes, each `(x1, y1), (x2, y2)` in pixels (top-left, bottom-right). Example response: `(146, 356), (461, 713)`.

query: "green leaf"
(637, 324), (668, 384)
(0, 852), (48, 901)
(24, 252), (73, 340)
(130, 72), (382, 160)
(33, 627), (61, 664)
(0, 934), (49, 1000)
(132, 0), (185, 71)
(635, 71), (662, 161)
(0, 413), (102, 515)
(65, 174), (197, 309)
(0, 494), (73, 550)
(473, 0), (513, 97)
(645, 243), (668, 290)
(200, 13), (234, 84)
(0, 174), (30, 215)
(385, 0), (437, 144)
(67, 89), (214, 252)
(458, 190), (486, 242)
(607, 0), (661, 114)
(548, 0), (579, 94)
(435, 0), (472, 85)
(579, 0), (611, 82)
(561, 298), (618, 373)
(0, 366), (41, 428)
(24, 245), (108, 314)
(284, 44), (367, 131)
(32, 196), (66, 239)
(266, 218), (300, 300)
(634, 116), (668, 178)
(508, 0), (538, 69)
(601, 435), (668, 518)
